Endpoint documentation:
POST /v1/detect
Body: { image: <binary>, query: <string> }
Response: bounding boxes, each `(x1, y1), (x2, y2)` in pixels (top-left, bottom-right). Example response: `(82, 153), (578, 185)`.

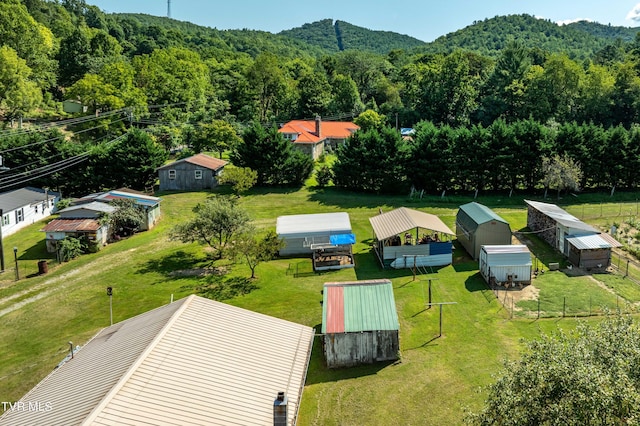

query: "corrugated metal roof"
(76, 190), (161, 208)
(566, 234), (612, 250)
(156, 153), (228, 171)
(41, 218), (101, 232)
(598, 232), (623, 248)
(277, 212), (352, 237)
(1, 295), (314, 426)
(459, 202), (509, 225)
(482, 245), (530, 254)
(525, 200), (597, 233)
(322, 280), (399, 334)
(323, 286), (345, 333)
(482, 245), (532, 266)
(369, 207), (454, 241)
(0, 187), (60, 212)
(59, 202), (116, 215)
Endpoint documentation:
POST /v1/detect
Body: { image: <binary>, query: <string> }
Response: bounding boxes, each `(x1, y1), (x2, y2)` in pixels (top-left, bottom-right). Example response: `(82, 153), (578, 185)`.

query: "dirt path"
(0, 247), (142, 318)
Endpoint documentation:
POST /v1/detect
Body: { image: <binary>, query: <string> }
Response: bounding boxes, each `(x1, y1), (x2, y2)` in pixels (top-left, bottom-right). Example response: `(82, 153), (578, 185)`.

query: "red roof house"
(279, 116), (359, 160)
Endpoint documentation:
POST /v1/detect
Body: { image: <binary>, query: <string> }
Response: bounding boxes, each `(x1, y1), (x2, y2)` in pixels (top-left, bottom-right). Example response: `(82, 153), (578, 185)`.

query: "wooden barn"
(369, 207), (455, 269)
(456, 202), (512, 260)
(322, 280), (399, 368)
(479, 245), (532, 286)
(525, 200), (621, 269)
(276, 212), (355, 270)
(157, 153), (227, 191)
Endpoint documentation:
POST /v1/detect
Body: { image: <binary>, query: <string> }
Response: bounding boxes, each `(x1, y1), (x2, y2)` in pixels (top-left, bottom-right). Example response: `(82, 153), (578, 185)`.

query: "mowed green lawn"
(1, 187), (638, 425)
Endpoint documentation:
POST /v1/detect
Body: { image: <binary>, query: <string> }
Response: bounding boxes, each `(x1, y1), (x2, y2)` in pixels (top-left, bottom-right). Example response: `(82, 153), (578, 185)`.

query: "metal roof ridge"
(80, 295), (195, 425)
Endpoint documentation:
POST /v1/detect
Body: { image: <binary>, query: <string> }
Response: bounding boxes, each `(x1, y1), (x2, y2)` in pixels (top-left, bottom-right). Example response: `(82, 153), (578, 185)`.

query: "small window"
(168, 170), (176, 179)
(2, 214), (9, 226)
(194, 170), (203, 180)
(15, 208), (24, 223)
(35, 204), (39, 214)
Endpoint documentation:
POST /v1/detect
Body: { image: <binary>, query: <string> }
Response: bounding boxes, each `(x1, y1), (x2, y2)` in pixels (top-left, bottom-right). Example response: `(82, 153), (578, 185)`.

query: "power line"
(0, 108), (130, 139)
(0, 134), (128, 191)
(0, 114), (128, 155)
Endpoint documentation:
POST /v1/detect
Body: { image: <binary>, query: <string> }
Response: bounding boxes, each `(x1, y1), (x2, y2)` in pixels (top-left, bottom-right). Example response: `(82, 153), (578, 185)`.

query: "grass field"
(2, 186), (640, 424)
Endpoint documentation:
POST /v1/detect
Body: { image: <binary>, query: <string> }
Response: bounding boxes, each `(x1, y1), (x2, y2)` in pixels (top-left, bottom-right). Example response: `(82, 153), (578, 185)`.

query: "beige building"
(1, 295), (314, 426)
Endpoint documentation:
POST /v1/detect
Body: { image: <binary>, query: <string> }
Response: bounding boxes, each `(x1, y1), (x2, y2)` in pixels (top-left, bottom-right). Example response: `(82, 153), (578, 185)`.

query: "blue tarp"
(429, 241), (453, 255)
(330, 233), (356, 245)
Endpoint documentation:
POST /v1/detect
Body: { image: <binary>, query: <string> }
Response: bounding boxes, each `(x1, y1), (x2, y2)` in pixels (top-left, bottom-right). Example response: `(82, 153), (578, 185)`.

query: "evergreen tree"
(333, 126), (407, 193)
(230, 123), (313, 187)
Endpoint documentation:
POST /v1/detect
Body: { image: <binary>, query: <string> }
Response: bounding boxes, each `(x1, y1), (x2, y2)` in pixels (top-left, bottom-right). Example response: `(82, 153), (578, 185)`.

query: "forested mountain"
(421, 14), (638, 59)
(567, 20), (639, 42)
(111, 13), (330, 59)
(279, 19), (426, 54)
(6, 0), (640, 195)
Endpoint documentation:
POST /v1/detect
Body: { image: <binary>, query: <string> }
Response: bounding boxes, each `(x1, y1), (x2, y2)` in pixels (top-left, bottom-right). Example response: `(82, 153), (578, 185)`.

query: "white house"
(0, 187), (60, 237)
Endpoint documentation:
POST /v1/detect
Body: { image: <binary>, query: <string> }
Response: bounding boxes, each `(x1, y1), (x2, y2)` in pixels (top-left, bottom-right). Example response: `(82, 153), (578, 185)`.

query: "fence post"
(563, 297), (566, 318)
(589, 296), (591, 317)
(511, 297), (514, 319)
(626, 259), (630, 278)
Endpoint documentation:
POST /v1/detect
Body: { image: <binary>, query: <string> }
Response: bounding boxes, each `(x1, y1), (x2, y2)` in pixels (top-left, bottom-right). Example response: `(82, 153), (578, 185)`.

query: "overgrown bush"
(58, 236), (86, 262)
(315, 165), (333, 187)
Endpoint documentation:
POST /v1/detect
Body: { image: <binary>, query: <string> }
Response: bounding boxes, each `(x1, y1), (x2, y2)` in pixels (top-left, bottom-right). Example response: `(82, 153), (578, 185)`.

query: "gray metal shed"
(456, 202), (512, 260)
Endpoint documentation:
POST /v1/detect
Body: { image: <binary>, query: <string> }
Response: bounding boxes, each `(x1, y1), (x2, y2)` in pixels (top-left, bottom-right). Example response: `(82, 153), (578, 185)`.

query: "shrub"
(315, 165), (333, 187)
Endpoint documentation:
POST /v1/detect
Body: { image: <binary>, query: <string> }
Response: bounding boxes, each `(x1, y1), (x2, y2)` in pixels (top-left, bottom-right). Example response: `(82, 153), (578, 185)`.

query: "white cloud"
(626, 3), (640, 21)
(556, 18), (592, 26)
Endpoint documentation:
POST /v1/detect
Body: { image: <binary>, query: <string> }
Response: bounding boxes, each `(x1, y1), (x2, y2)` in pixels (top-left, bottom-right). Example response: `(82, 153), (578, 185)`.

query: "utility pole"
(13, 246), (19, 280)
(107, 287), (113, 326)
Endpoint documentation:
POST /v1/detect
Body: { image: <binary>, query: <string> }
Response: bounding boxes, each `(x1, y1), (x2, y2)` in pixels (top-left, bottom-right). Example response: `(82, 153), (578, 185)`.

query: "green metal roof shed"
(322, 280), (399, 368)
(456, 202), (512, 260)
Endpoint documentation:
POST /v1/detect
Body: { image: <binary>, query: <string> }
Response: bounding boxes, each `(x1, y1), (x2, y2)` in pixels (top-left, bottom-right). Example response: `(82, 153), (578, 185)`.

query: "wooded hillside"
(3, 0), (640, 197)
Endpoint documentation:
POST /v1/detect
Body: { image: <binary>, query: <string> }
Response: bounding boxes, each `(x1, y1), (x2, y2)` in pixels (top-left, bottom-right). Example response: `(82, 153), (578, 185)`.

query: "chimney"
(315, 116), (321, 138)
(273, 392), (287, 426)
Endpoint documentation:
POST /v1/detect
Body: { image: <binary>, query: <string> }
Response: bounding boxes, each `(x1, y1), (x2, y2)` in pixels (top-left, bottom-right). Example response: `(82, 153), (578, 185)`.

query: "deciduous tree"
(230, 227), (283, 279)
(169, 197), (250, 260)
(467, 315), (640, 426)
(218, 167), (258, 196)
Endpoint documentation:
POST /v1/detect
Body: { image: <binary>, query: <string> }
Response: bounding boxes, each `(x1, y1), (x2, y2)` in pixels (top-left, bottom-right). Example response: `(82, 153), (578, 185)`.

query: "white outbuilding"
(479, 245), (532, 286)
(276, 212), (353, 255)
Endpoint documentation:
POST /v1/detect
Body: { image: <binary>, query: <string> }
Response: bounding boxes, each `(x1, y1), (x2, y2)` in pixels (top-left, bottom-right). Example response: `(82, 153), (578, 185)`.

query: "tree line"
(332, 117), (640, 196)
(4, 0), (640, 131)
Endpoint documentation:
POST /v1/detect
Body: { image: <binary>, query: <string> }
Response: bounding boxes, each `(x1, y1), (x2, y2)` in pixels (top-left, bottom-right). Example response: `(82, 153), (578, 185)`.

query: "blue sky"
(89, 1), (640, 42)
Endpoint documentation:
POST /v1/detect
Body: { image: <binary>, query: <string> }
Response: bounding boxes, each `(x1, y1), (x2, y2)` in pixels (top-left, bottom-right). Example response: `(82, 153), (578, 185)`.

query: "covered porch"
(369, 207), (455, 269)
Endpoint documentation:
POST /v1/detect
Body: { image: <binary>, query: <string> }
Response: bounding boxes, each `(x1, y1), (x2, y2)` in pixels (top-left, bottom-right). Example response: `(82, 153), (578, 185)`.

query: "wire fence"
(564, 201), (640, 222)
(490, 282), (634, 320)
(610, 250), (640, 285)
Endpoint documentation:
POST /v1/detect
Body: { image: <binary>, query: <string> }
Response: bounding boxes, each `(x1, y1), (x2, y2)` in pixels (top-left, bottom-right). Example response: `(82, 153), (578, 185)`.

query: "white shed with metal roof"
(479, 245), (532, 286)
(0, 295), (314, 426)
(276, 212), (354, 256)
